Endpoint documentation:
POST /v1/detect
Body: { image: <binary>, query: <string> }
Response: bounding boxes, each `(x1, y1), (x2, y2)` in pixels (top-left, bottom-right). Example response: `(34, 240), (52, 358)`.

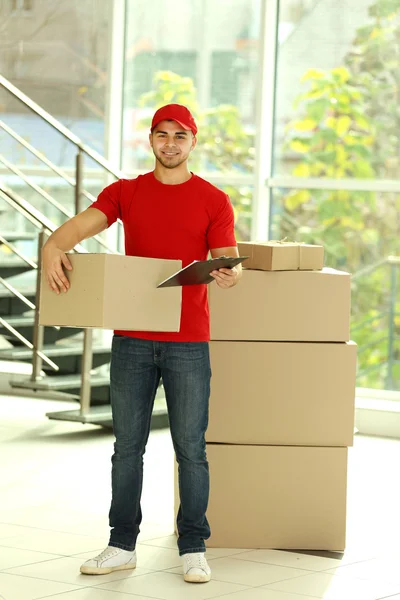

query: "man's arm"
(209, 246), (242, 288)
(43, 207), (108, 294)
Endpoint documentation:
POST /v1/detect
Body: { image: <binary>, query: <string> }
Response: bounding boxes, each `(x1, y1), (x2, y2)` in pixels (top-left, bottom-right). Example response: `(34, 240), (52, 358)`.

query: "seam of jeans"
(179, 547), (206, 556)
(108, 542), (135, 552)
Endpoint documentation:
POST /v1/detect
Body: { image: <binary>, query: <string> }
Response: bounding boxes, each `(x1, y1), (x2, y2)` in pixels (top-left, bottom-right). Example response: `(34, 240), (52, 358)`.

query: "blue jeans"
(108, 335), (211, 556)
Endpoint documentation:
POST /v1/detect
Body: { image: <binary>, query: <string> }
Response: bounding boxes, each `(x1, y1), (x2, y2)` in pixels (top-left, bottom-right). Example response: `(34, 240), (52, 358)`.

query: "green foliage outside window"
(279, 0), (400, 389)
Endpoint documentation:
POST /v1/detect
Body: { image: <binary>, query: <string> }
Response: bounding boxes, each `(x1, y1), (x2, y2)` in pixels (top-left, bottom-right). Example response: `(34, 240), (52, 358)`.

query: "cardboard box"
(209, 268), (350, 342)
(174, 445), (348, 550)
(39, 253), (182, 331)
(207, 341), (357, 447)
(238, 241), (324, 271)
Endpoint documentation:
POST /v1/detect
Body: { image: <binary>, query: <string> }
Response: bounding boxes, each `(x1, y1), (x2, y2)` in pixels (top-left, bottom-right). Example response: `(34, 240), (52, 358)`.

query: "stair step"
(0, 285), (36, 299)
(0, 257), (33, 277)
(0, 314), (82, 346)
(0, 285), (36, 316)
(0, 342), (110, 361)
(45, 407), (169, 429)
(10, 373), (110, 391)
(0, 313), (35, 324)
(0, 257), (32, 265)
(1, 232), (37, 243)
(46, 405), (112, 425)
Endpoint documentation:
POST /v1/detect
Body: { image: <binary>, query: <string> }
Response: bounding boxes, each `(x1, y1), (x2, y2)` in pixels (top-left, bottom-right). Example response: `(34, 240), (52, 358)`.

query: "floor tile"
(140, 535), (253, 559)
(0, 523), (42, 540)
(34, 589), (156, 600)
(3, 395), (400, 600)
(167, 556), (306, 587)
(4, 555), (155, 586)
(229, 549), (345, 572)
(125, 544), (182, 571)
(0, 546), (63, 570)
(136, 522), (175, 542)
(263, 571), (400, 600)
(0, 572), (81, 600)
(327, 557), (400, 584)
(203, 589), (324, 600)
(204, 548), (256, 559)
(96, 570), (248, 599)
(139, 534), (178, 550)
(2, 512), (111, 541)
(0, 530), (108, 556)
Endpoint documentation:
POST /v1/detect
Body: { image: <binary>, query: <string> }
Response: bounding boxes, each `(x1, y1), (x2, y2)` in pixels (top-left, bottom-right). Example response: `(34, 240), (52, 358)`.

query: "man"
(43, 103), (241, 584)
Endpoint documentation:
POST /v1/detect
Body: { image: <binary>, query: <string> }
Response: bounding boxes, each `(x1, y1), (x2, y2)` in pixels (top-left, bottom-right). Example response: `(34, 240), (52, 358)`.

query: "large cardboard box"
(174, 445), (348, 550)
(39, 253), (182, 331)
(207, 341), (357, 447)
(209, 268), (350, 342)
(238, 241), (324, 271)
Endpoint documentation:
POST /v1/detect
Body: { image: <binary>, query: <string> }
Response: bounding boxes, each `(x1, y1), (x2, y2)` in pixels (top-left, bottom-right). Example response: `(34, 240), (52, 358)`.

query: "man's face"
(149, 120), (196, 169)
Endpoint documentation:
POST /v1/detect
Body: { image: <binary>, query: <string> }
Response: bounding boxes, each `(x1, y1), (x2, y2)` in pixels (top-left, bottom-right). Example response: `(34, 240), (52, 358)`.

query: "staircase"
(0, 74), (168, 428)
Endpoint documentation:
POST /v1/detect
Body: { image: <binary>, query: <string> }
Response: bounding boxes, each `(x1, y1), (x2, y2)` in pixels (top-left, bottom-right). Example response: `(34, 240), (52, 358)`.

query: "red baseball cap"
(151, 104), (198, 136)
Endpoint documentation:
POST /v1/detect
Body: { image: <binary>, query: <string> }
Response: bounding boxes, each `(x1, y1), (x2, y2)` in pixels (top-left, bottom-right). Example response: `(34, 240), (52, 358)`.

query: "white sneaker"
(182, 552), (211, 583)
(80, 545), (136, 575)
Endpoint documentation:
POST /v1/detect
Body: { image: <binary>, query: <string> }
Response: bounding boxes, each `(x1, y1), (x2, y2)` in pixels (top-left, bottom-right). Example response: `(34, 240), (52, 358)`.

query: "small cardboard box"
(39, 253), (182, 331)
(209, 268), (350, 342)
(207, 341), (357, 447)
(174, 445), (348, 550)
(238, 241), (324, 271)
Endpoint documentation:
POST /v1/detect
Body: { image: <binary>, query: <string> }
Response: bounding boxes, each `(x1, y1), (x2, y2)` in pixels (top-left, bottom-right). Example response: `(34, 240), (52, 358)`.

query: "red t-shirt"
(90, 171), (236, 342)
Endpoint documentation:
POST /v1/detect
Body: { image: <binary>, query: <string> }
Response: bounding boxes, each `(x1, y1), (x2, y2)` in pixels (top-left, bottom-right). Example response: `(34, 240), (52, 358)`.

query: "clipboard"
(157, 256), (249, 288)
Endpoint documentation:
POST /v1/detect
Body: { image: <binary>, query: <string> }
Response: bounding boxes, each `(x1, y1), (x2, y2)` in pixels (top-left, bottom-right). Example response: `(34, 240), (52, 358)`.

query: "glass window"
(271, 0), (400, 397)
(0, 1), (112, 156)
(271, 186), (400, 392)
(122, 0), (261, 241)
(0, 1), (114, 251)
(273, 0), (399, 181)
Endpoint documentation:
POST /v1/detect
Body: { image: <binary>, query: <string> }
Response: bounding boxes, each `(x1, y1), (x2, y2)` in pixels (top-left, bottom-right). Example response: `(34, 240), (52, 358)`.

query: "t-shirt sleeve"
(90, 180), (122, 227)
(207, 193), (237, 249)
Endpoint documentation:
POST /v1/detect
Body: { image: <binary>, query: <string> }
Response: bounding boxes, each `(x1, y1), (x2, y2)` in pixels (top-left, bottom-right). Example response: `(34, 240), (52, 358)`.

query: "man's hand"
(42, 243), (72, 295)
(40, 207), (108, 295)
(210, 266), (240, 288)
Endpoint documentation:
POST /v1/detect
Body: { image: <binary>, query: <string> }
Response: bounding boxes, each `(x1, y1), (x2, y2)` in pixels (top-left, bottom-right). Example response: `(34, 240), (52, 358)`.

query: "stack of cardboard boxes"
(174, 241), (357, 551)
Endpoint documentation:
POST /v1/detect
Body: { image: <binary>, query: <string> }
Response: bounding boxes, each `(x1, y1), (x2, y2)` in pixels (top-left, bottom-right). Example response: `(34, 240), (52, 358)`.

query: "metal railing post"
(75, 149), (83, 214)
(386, 259), (398, 390)
(75, 148), (93, 415)
(80, 329), (94, 416)
(31, 229), (47, 381)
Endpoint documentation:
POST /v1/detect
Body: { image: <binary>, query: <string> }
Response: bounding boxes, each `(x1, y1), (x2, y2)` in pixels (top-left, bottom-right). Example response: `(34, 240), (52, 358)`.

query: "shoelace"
(185, 553), (206, 571)
(95, 547), (120, 561)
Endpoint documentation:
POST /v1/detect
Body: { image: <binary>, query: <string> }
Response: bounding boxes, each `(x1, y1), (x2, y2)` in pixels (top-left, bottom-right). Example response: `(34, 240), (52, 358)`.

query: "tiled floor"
(1, 394), (400, 600)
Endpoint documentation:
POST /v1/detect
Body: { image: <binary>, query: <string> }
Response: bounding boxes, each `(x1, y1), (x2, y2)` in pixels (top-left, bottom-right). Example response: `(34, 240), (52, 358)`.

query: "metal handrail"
(0, 119), (84, 194)
(0, 234), (37, 269)
(0, 119), (99, 205)
(0, 74), (125, 180)
(351, 256), (400, 389)
(0, 74), (127, 411)
(0, 183), (87, 252)
(0, 153), (117, 253)
(0, 317), (58, 371)
(0, 154), (73, 218)
(0, 277), (35, 310)
(0, 188), (49, 230)
(351, 257), (389, 281)
(0, 184), (78, 344)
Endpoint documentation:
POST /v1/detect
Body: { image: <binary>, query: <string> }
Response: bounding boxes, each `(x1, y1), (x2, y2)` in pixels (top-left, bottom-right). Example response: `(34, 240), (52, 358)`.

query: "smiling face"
(149, 120), (197, 169)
